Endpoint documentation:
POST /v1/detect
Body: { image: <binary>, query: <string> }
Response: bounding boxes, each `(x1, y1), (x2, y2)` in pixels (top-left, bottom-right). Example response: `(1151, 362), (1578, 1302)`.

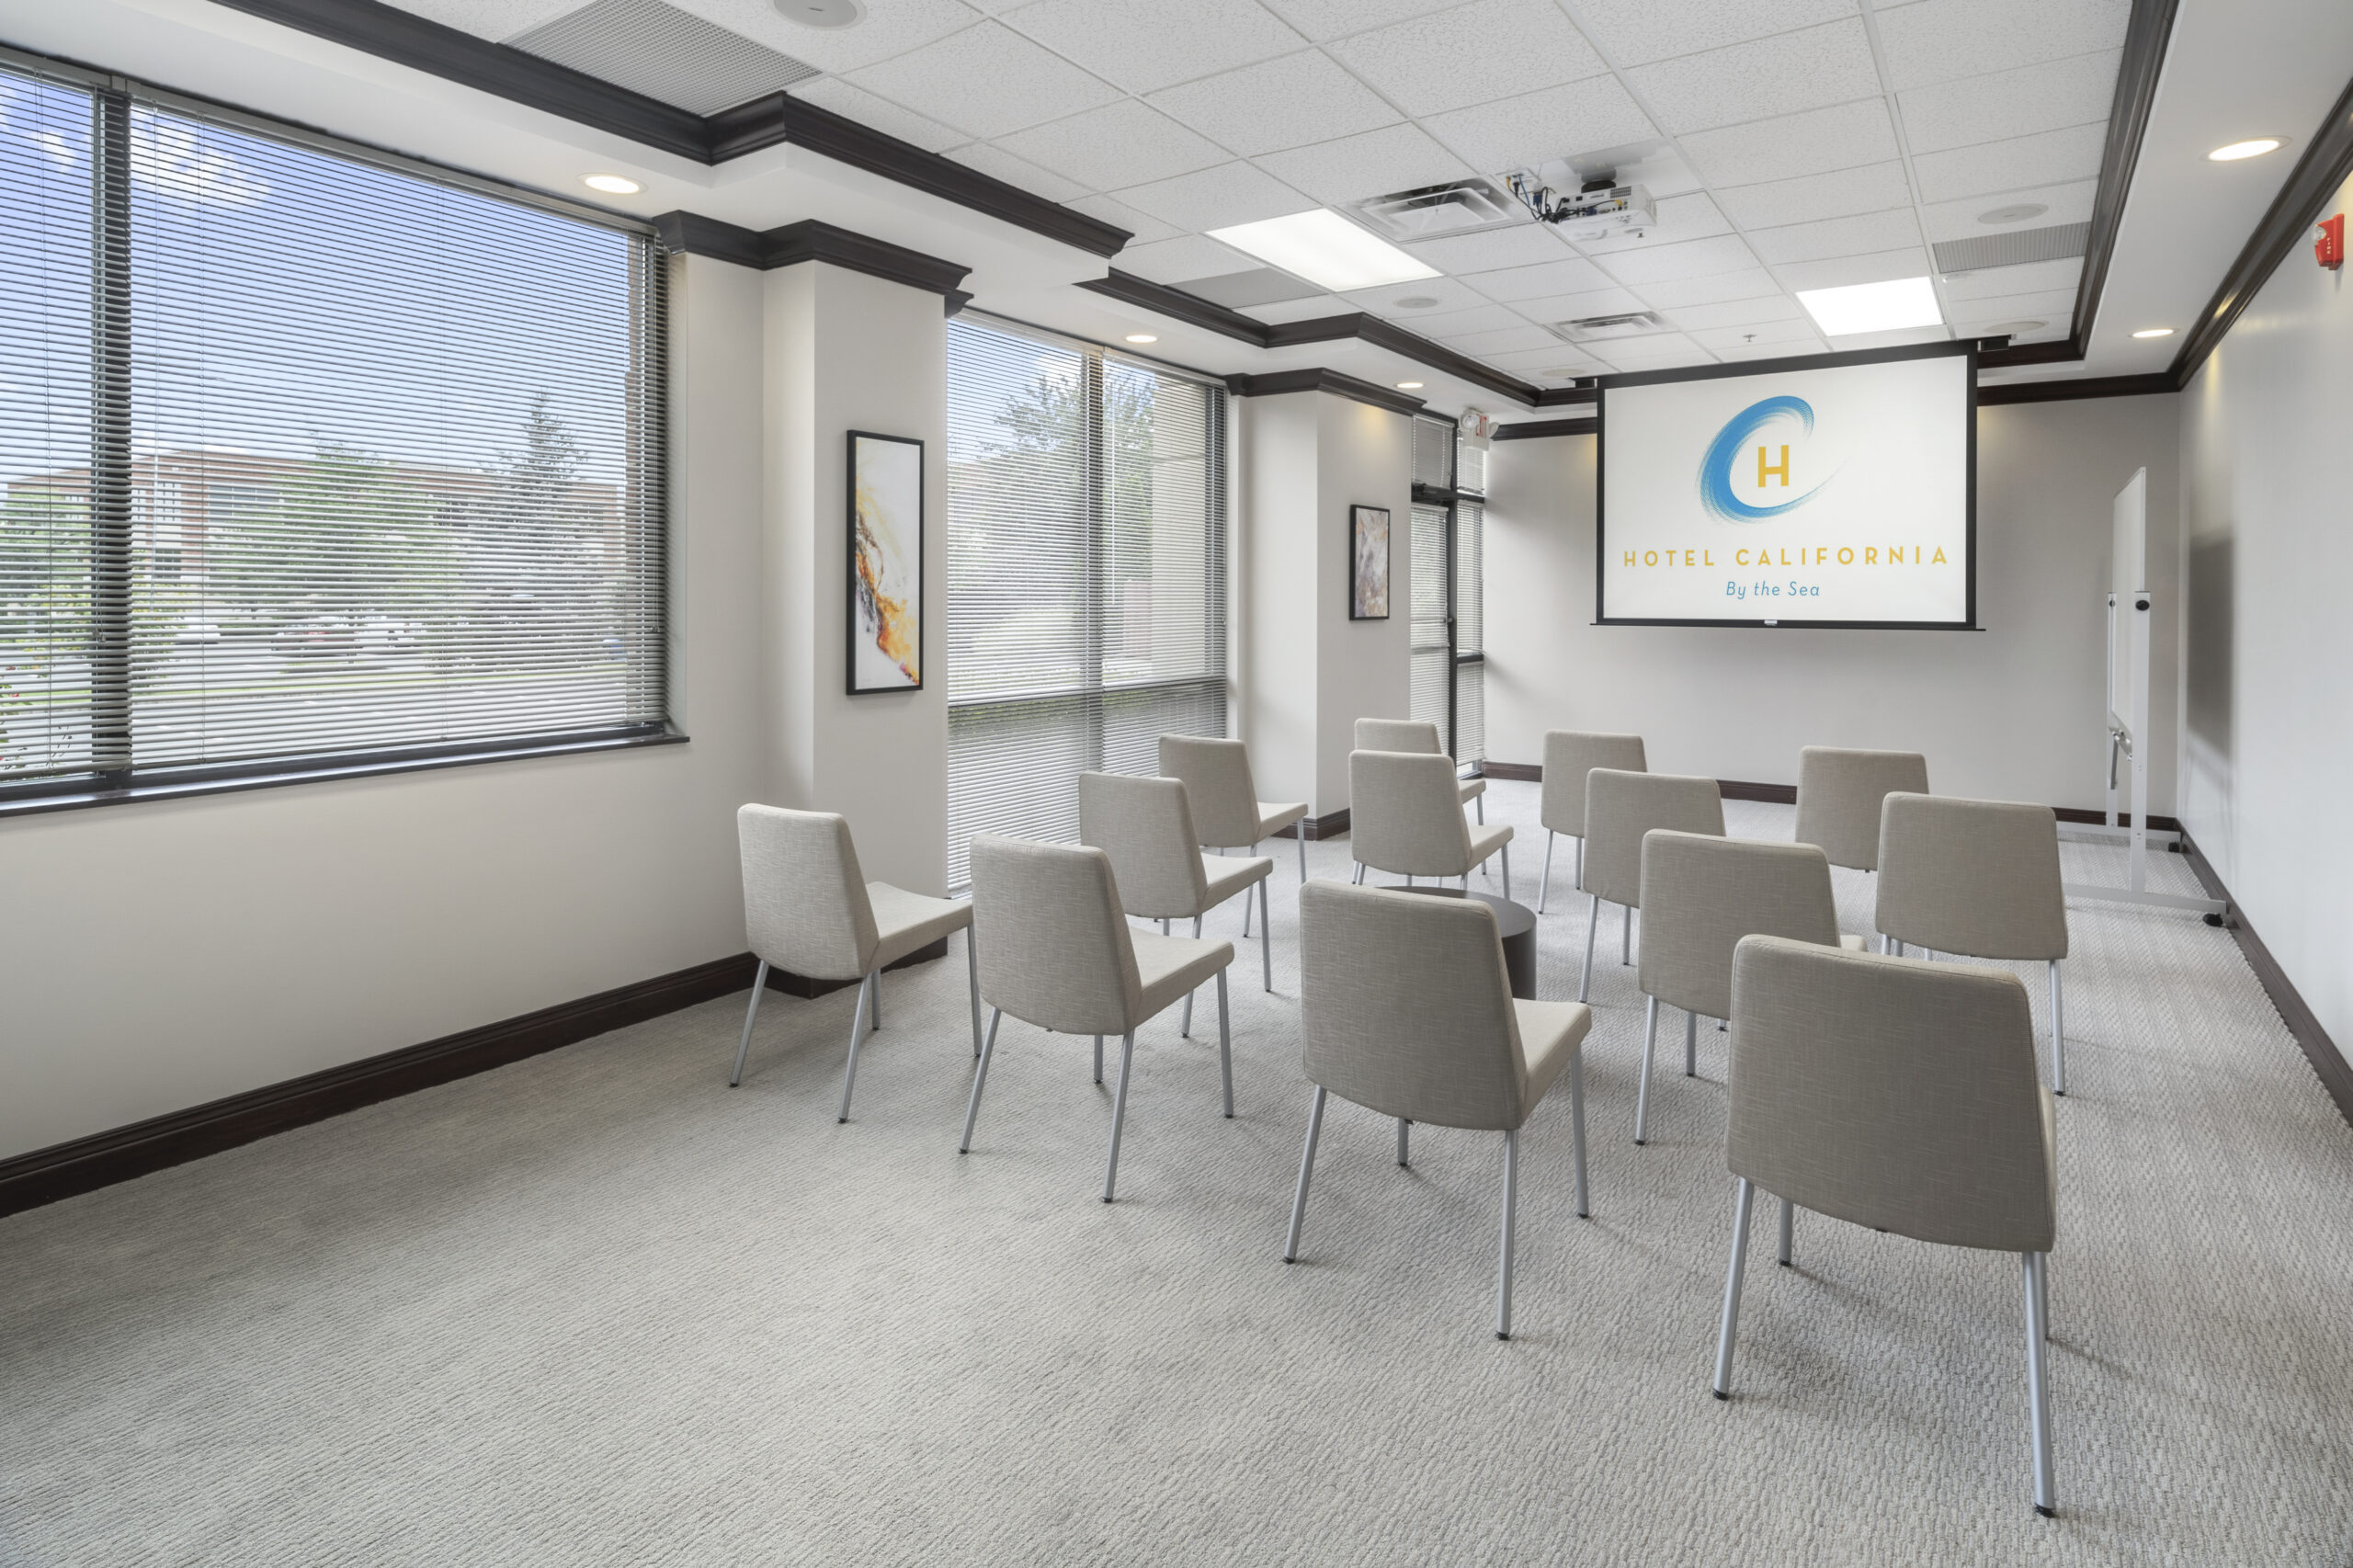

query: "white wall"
(0, 254), (771, 1160)
(1313, 394), (1414, 814)
(2177, 163), (2353, 1051)
(1483, 394), (2181, 812)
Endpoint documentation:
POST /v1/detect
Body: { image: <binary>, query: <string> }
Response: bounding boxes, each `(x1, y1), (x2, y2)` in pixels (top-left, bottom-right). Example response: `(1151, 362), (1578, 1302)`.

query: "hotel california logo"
(1697, 395), (1833, 521)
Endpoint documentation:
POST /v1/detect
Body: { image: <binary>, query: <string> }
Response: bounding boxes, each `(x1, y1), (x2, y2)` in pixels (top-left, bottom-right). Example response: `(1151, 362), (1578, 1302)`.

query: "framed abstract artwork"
(847, 430), (924, 693)
(1349, 504), (1391, 620)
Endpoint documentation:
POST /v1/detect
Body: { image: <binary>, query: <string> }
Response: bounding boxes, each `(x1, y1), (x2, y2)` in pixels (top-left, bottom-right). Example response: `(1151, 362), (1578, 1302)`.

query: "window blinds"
(945, 316), (1227, 890)
(1404, 415), (1483, 763)
(0, 62), (667, 803)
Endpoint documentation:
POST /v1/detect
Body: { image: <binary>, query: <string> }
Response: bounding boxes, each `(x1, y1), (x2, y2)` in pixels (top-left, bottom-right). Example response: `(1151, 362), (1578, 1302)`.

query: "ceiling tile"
(1921, 177), (2097, 242)
(1238, 293), (1357, 321)
(1258, 0), (1461, 40)
(1344, 277), (1495, 316)
(1586, 335), (1716, 370)
(1438, 324), (1566, 355)
(1508, 286), (1649, 321)
(948, 142), (1092, 201)
(1824, 324), (1953, 351)
(1573, 192), (1733, 256)
(1112, 161), (1312, 232)
(1115, 233), (1256, 285)
(1631, 267), (1783, 307)
(1405, 302), (1534, 337)
(1146, 51), (1399, 157)
(676, 0), (982, 74)
(417, 0), (583, 40)
(1877, 0), (2131, 91)
(1563, 0), (1859, 67)
(1402, 222), (1575, 274)
(1485, 343), (1623, 371)
(1252, 123), (1477, 205)
(1062, 192), (1181, 244)
(1940, 256), (2082, 300)
(1777, 246), (1935, 290)
(844, 20), (1119, 140)
(1325, 0), (1609, 119)
(1688, 317), (1820, 349)
(1910, 122), (2106, 202)
(1626, 19), (1882, 135)
(1681, 99), (1899, 187)
(1713, 335), (1830, 361)
(788, 78), (966, 153)
(1592, 233), (1760, 286)
(1748, 208), (1923, 266)
(1899, 51), (2122, 154)
(1421, 77), (1656, 174)
(1462, 255), (1616, 301)
(999, 0), (1305, 94)
(995, 100), (1230, 191)
(1946, 288), (2080, 335)
(1714, 161), (1913, 230)
(1661, 294), (1809, 330)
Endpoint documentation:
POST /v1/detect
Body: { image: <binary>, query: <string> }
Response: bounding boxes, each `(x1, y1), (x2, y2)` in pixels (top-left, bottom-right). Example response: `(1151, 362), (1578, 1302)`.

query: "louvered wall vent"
(1548, 311), (1664, 343)
(507, 0), (820, 116)
(1350, 178), (1527, 242)
(1931, 222), (2090, 276)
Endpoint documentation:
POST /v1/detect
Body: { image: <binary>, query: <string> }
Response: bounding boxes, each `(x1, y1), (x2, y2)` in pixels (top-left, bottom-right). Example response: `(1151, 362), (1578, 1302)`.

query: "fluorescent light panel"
(1796, 276), (1943, 337)
(1206, 209), (1438, 293)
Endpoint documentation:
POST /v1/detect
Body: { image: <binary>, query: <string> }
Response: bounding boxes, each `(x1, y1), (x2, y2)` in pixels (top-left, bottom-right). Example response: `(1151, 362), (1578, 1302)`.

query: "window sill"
(0, 728), (689, 821)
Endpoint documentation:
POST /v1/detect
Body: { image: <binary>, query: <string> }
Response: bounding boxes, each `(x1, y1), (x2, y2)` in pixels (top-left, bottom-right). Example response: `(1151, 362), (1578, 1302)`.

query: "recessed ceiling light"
(1394, 381), (1424, 390)
(583, 175), (641, 194)
(1123, 334), (1157, 344)
(1795, 276), (1944, 337)
(1977, 202), (2047, 225)
(2208, 138), (2282, 162)
(2131, 326), (2176, 338)
(1206, 210), (1438, 293)
(772, 0), (865, 25)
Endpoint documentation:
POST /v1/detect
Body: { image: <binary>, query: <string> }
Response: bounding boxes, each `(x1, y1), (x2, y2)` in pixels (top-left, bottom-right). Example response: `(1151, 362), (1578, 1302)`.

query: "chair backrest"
(1540, 730), (1646, 835)
(1298, 881), (1532, 1131)
(1079, 771), (1207, 919)
(967, 835), (1143, 1035)
(737, 804), (879, 982)
(1354, 717), (1442, 756)
(1157, 733), (1260, 848)
(1638, 831), (1842, 1019)
(1581, 768), (1723, 904)
(1794, 746), (1930, 871)
(1728, 935), (2055, 1253)
(1348, 750), (1473, 877)
(1875, 793), (2068, 960)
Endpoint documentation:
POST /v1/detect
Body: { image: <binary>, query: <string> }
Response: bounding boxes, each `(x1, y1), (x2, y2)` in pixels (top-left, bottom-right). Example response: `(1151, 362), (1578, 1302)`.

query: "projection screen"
(1597, 341), (1975, 629)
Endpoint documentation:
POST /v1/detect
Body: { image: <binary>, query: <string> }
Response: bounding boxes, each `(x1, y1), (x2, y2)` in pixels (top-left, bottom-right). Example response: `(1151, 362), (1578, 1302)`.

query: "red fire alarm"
(2318, 213), (2345, 271)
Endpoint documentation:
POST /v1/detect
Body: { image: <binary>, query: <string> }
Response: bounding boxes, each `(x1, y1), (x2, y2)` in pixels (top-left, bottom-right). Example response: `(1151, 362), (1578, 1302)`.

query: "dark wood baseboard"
(1719, 778), (1798, 805)
(1480, 761), (1540, 782)
(1485, 766), (2186, 831)
(1281, 807), (1350, 841)
(0, 939), (953, 1219)
(2177, 831), (2353, 1131)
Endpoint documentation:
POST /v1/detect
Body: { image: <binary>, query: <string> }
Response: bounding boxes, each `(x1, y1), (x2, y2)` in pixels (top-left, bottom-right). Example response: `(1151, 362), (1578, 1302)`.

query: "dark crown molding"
(1492, 415), (1597, 439)
(1225, 368), (1427, 417)
(654, 212), (971, 300)
(1977, 371), (2176, 405)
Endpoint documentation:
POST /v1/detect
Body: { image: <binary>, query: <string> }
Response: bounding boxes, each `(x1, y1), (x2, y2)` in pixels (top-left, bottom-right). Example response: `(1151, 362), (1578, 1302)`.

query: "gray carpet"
(5, 786), (2349, 1566)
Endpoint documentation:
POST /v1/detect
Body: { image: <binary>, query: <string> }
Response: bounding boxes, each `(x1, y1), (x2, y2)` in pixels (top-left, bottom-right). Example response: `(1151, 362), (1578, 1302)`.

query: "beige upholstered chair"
(1349, 750), (1514, 896)
(1711, 935), (2059, 1517)
(1577, 768), (1723, 1002)
(1631, 831), (1868, 1145)
(1158, 733), (1311, 882)
(1080, 771), (1274, 1028)
(960, 835), (1237, 1202)
(1876, 793), (2074, 1094)
(1794, 746), (1929, 872)
(1353, 717), (1486, 822)
(1538, 731), (1646, 912)
(732, 805), (981, 1121)
(1286, 881), (1594, 1340)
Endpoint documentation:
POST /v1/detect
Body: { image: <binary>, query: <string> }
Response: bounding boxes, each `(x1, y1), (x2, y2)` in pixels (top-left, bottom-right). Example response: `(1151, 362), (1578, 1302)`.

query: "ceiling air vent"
(1932, 222), (2090, 277)
(1350, 178), (1527, 243)
(507, 0), (820, 116)
(1548, 311), (1664, 343)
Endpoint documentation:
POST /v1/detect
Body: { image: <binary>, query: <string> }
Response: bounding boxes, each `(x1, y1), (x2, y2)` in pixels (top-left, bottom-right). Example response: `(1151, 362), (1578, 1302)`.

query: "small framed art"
(847, 430), (924, 693)
(1349, 504), (1391, 620)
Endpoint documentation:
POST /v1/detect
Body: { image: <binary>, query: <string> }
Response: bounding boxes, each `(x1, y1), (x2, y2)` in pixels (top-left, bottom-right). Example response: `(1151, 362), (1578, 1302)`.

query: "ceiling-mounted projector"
(1506, 171), (1654, 240)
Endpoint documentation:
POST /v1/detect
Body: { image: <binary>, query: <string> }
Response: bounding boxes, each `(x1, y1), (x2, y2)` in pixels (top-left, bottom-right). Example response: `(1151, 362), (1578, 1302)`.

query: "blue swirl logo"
(1699, 395), (1831, 522)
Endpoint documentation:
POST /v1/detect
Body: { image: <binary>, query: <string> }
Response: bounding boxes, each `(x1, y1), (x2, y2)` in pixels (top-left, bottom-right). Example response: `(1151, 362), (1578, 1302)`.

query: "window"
(0, 60), (667, 808)
(1407, 416), (1484, 764)
(945, 316), (1227, 890)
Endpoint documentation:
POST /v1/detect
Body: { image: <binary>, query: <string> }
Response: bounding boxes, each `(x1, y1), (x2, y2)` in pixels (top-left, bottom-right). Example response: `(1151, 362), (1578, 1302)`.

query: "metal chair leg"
(1574, 835), (1583, 892)
(959, 1006), (1002, 1153)
(1351, 861), (1365, 885)
(965, 928), (983, 1058)
(729, 960), (769, 1086)
(1397, 1117), (1410, 1167)
(1297, 830), (1306, 882)
(1569, 1051), (1590, 1219)
(1580, 894), (1600, 1001)
(1216, 970), (1233, 1119)
(1283, 1085), (1327, 1261)
(1102, 1030), (1137, 1202)
(870, 969), (881, 1029)
(1499, 844), (1511, 901)
(1777, 1198), (1794, 1267)
(1476, 793), (1484, 824)
(1635, 994), (1660, 1144)
(2024, 1251), (2057, 1516)
(1712, 1177), (1756, 1397)
(1258, 880), (1272, 992)
(1182, 915), (1202, 1037)
(1093, 1033), (1103, 1085)
(1890, 937), (1905, 957)
(1621, 901), (1632, 964)
(1539, 830), (1554, 913)
(835, 971), (877, 1122)
(1685, 1008), (1698, 1076)
(1242, 871), (1251, 937)
(1495, 1129), (1520, 1340)
(2050, 960), (2067, 1096)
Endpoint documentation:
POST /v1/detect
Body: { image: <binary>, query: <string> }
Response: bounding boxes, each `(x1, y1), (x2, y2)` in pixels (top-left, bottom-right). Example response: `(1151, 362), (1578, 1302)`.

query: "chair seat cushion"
(1254, 800), (1309, 840)
(867, 882), (972, 970)
(1468, 822), (1514, 868)
(1838, 933), (1869, 951)
(1512, 999), (1593, 1119)
(1132, 932), (1235, 1019)
(1201, 853), (1274, 907)
(1457, 778), (1487, 803)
